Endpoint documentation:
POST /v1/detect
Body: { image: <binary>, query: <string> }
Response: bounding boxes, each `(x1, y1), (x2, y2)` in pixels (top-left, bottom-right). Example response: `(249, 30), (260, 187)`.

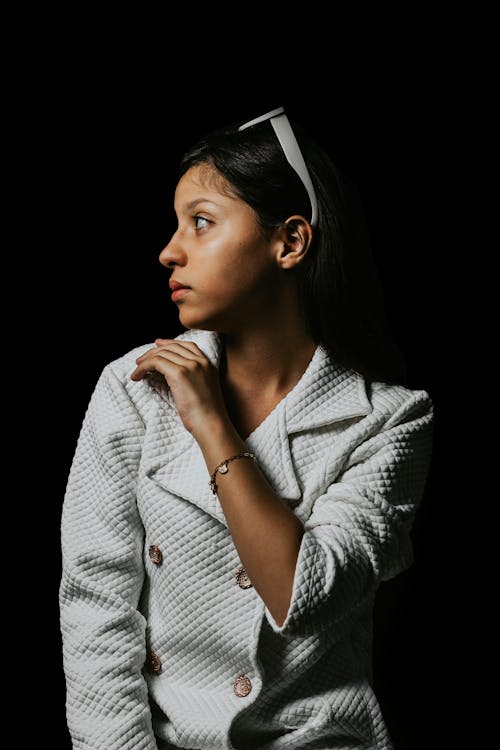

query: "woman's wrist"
(192, 411), (250, 477)
(191, 410), (241, 449)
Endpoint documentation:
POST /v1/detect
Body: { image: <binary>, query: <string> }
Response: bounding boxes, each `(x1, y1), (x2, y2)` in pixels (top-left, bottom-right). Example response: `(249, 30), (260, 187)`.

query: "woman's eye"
(194, 215), (210, 230)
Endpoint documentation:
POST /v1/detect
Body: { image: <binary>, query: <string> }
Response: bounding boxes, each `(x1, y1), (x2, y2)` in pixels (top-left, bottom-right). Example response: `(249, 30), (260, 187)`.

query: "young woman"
(59, 107), (434, 750)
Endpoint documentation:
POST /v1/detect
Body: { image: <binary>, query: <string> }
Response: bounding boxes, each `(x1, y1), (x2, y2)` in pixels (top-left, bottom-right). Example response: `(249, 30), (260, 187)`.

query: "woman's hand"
(130, 338), (229, 438)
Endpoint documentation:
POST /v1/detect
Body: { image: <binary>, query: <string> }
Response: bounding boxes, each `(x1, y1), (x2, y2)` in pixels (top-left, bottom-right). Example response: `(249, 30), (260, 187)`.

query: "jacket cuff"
(263, 531), (319, 636)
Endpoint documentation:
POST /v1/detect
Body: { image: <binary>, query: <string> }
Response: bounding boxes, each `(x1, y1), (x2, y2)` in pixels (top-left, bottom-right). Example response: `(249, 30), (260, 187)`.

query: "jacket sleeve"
(59, 363), (157, 749)
(264, 389), (434, 639)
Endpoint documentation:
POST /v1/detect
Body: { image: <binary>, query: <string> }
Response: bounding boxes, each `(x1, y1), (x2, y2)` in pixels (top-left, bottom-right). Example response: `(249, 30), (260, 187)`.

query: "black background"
(26, 66), (458, 749)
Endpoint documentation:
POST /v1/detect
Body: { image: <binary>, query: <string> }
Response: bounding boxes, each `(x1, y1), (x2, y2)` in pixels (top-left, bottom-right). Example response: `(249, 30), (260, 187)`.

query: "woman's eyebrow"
(185, 198), (221, 211)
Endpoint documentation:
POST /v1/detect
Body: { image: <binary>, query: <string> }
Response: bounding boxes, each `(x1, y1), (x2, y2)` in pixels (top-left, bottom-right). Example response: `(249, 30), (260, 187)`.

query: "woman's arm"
(59, 364), (157, 749)
(131, 338), (306, 628)
(193, 417), (305, 628)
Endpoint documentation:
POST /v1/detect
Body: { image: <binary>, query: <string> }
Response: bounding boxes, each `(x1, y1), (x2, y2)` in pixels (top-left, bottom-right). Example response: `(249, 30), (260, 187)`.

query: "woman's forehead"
(180, 163), (234, 195)
(175, 164), (239, 210)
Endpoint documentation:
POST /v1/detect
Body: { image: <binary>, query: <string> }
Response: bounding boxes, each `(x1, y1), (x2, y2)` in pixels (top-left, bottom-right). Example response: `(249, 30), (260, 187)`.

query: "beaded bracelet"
(209, 451), (257, 495)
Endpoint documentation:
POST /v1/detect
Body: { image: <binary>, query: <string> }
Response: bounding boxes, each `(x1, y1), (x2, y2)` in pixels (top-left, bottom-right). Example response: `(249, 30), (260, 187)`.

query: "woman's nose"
(159, 234), (186, 268)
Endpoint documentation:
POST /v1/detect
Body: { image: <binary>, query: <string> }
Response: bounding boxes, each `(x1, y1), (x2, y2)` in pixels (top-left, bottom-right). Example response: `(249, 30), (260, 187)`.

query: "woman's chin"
(177, 308), (226, 332)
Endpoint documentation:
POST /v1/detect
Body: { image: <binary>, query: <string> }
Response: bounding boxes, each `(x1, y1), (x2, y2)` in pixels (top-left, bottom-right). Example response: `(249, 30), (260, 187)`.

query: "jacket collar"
(142, 329), (372, 527)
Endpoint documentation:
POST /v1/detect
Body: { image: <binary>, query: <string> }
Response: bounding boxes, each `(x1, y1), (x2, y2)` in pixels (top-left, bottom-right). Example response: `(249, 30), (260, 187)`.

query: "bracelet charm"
(209, 452), (257, 495)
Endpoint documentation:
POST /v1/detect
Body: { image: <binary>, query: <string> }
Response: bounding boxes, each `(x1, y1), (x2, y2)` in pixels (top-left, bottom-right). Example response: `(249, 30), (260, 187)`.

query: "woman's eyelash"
(194, 215), (211, 230)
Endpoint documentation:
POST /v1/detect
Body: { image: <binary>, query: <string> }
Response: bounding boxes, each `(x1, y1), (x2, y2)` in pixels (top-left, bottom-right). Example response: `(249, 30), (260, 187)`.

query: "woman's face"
(159, 164), (281, 332)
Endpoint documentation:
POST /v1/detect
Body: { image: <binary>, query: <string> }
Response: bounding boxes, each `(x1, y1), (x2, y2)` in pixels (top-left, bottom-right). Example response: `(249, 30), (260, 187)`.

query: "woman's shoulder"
(367, 377), (434, 429)
(105, 330), (202, 379)
(84, 341), (159, 425)
(99, 330), (214, 414)
(106, 340), (157, 380)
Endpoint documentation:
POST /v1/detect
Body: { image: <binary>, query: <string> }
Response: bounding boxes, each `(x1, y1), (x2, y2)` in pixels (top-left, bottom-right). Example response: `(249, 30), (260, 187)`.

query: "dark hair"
(179, 115), (407, 386)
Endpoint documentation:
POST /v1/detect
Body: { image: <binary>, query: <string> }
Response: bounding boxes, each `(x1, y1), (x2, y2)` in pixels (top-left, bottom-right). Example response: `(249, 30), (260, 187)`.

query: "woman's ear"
(274, 215), (313, 270)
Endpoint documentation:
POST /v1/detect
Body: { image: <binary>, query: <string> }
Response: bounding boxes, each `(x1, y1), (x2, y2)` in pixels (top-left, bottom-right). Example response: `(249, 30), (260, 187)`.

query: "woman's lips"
(171, 287), (190, 302)
(169, 279), (191, 302)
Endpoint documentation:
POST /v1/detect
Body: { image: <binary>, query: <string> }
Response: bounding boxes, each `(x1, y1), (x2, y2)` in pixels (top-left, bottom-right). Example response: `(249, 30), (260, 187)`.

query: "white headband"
(238, 106), (318, 227)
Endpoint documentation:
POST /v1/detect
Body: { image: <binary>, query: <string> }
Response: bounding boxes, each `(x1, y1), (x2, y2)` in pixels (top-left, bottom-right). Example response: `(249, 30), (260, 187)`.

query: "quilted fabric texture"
(59, 328), (434, 750)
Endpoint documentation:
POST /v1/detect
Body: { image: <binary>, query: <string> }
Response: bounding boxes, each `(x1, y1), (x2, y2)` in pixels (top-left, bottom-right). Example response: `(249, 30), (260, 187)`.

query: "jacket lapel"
(142, 329), (372, 528)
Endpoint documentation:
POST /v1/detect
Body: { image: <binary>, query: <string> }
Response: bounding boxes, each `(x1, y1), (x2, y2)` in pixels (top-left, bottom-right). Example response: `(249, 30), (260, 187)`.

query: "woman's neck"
(219, 324), (317, 399)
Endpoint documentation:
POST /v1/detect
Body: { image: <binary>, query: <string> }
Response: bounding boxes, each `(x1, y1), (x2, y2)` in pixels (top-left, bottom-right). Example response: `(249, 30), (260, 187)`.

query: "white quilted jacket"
(59, 328), (434, 750)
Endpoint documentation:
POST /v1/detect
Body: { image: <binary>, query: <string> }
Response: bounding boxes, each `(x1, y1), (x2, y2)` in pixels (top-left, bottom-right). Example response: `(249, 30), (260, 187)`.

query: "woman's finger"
(137, 340), (204, 364)
(153, 342), (204, 361)
(131, 349), (202, 381)
(156, 338), (207, 358)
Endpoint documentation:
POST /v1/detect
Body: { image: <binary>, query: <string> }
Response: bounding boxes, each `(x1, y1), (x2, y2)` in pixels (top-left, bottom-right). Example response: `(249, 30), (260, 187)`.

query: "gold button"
(149, 545), (163, 565)
(235, 565), (253, 589)
(146, 651), (162, 673)
(233, 674), (252, 697)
